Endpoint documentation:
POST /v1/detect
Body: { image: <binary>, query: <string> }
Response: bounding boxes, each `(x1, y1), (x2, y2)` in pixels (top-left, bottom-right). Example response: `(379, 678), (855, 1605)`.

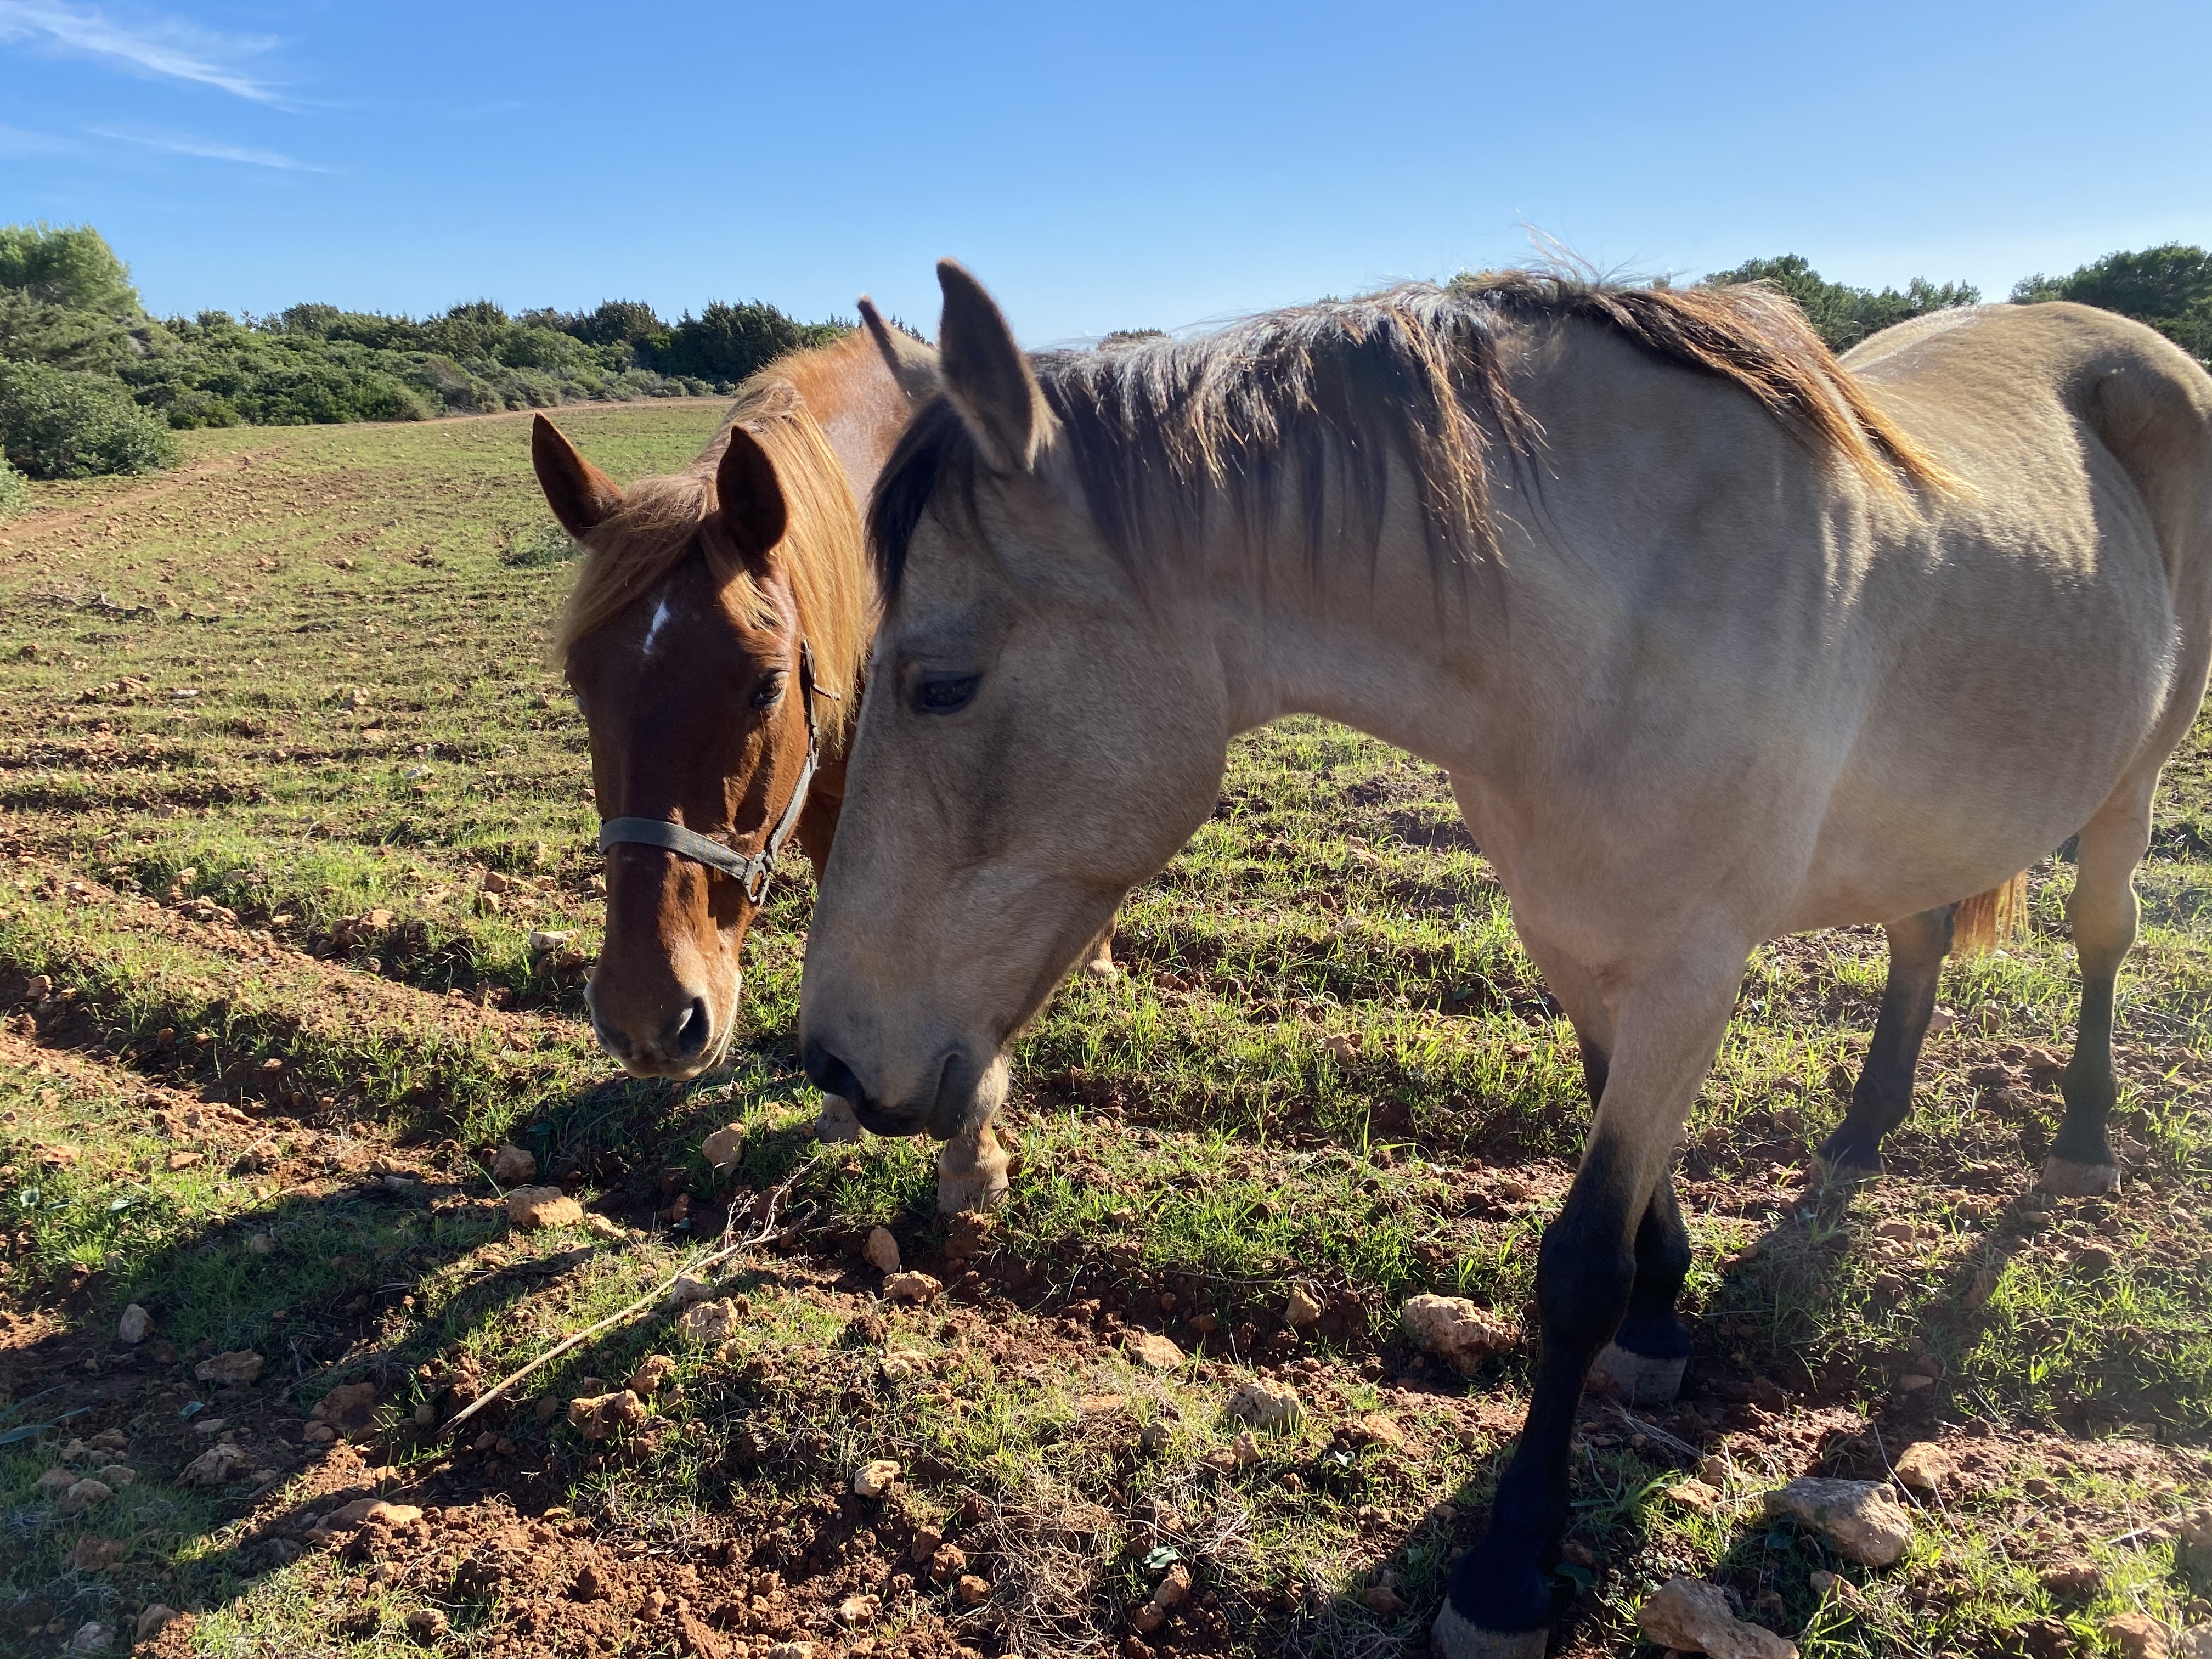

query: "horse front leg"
(933, 1052), (1012, 1215)
(1818, 904), (1954, 1176)
(1436, 955), (1741, 1657)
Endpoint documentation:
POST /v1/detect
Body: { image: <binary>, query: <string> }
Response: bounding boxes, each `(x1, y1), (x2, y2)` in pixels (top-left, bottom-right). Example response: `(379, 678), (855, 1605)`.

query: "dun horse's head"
(800, 263), (1229, 1139)
(533, 415), (825, 1080)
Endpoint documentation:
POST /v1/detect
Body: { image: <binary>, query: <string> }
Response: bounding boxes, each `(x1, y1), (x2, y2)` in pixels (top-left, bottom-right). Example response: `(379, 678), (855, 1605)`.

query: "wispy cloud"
(0, 121), (82, 156)
(88, 125), (329, 171)
(0, 1), (285, 104)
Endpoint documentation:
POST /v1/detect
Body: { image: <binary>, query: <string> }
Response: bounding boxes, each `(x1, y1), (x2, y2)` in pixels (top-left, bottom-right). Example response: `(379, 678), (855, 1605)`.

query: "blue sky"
(3, 0), (2208, 345)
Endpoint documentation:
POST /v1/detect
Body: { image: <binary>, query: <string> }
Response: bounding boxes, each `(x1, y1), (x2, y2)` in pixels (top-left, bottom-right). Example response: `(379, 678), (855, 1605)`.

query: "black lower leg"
(1449, 1144), (1640, 1634)
(1578, 1037), (1609, 1108)
(1611, 1178), (1692, 1361)
(2053, 967), (2118, 1167)
(1820, 905), (1953, 1171)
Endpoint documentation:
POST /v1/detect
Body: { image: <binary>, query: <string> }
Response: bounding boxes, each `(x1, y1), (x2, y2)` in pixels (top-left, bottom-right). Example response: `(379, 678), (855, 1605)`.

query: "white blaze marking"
(642, 596), (673, 657)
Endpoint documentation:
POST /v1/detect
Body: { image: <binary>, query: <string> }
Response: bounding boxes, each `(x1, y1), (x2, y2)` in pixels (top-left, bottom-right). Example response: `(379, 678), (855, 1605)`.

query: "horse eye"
(914, 674), (979, 714)
(749, 674), (786, 711)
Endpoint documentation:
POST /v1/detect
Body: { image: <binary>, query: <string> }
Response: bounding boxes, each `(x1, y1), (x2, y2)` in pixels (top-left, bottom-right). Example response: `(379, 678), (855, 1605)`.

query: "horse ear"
(857, 296), (938, 406)
(716, 423), (788, 564)
(935, 259), (1051, 472)
(532, 415), (623, 539)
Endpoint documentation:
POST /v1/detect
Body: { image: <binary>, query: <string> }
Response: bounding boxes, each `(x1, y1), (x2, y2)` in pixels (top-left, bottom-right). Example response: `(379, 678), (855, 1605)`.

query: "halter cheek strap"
(595, 644), (825, 907)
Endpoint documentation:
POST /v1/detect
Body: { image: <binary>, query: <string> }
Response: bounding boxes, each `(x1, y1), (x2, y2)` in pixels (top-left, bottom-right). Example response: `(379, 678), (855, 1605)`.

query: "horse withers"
(798, 262), (2212, 1652)
(532, 318), (1107, 1212)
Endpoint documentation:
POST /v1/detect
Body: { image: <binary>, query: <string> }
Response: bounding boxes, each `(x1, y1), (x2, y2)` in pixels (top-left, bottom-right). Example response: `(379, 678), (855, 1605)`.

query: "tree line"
(2, 223), (2209, 504)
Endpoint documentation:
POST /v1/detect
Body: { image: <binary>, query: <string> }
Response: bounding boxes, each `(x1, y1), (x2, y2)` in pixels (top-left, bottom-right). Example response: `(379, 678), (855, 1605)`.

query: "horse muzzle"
(800, 1039), (984, 1141)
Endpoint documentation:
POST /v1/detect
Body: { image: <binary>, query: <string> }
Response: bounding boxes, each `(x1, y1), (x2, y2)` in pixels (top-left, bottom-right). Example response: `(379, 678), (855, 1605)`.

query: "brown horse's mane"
(555, 332), (877, 741)
(868, 271), (1957, 597)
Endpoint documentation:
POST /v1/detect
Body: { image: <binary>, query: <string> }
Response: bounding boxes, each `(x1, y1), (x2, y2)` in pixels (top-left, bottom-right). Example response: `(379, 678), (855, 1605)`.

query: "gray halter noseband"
(596, 644), (826, 907)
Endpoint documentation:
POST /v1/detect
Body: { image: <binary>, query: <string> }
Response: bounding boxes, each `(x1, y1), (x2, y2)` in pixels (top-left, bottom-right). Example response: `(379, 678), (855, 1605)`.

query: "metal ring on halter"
(594, 643), (824, 907)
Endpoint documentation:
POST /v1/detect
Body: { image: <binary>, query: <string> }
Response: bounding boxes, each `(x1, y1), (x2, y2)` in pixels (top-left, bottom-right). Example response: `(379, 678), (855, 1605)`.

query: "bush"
(2012, 244), (2212, 369)
(1706, 255), (1980, 353)
(0, 452), (29, 521)
(0, 358), (177, 478)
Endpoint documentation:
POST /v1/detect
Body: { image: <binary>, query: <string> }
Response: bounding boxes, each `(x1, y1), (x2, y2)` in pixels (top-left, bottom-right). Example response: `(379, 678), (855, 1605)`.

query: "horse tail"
(1951, 872), (2029, 956)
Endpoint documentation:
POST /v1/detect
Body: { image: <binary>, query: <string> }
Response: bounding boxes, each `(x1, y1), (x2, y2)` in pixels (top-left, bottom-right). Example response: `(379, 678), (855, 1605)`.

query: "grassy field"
(0, 403), (2207, 1659)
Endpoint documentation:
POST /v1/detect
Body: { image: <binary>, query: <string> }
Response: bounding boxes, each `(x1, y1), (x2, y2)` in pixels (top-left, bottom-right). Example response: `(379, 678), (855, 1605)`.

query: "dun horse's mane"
(869, 272), (1956, 597)
(555, 333), (876, 741)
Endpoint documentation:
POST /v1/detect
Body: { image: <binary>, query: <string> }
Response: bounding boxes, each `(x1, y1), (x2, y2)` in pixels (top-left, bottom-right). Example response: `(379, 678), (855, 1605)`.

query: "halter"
(595, 643), (828, 907)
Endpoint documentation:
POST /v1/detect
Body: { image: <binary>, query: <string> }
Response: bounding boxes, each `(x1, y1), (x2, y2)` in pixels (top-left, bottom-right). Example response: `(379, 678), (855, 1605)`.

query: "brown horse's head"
(533, 386), (872, 1080)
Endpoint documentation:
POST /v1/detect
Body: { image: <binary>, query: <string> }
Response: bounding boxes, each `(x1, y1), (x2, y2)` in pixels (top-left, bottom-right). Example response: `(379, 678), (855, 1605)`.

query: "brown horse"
(533, 317), (1105, 1211)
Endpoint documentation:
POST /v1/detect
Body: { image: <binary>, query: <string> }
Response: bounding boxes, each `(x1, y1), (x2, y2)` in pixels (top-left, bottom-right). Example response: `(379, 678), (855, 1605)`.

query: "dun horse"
(799, 262), (2212, 1653)
(532, 318), (1107, 1212)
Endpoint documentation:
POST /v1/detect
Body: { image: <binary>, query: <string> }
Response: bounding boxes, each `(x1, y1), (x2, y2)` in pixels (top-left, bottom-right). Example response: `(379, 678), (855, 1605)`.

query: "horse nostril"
(803, 1039), (863, 1105)
(671, 997), (711, 1059)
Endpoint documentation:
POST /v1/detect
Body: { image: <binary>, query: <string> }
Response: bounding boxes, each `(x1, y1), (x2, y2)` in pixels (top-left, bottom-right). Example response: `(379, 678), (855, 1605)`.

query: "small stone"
(116, 1304), (152, 1345)
(66, 1621), (111, 1654)
(527, 929), (572, 954)
(245, 1232), (274, 1255)
(1637, 1576), (1799, 1659)
(1667, 1479), (1722, 1511)
(97, 1465), (134, 1487)
(573, 1562), (607, 1601)
(627, 1354), (676, 1396)
(36, 1466), (75, 1493)
(303, 1421), (337, 1443)
(2104, 1614), (2170, 1659)
(178, 1443), (253, 1486)
(930, 1543), (967, 1581)
(407, 1608), (450, 1641)
(956, 1573), (991, 1606)
(1224, 1379), (1299, 1431)
(669, 1274), (716, 1307)
(910, 1527), (943, 1564)
(2039, 1557), (2103, 1598)
(1348, 1413), (1403, 1449)
(327, 1499), (423, 1528)
(701, 1124), (744, 1171)
(1285, 1286), (1323, 1327)
(1892, 1441), (1954, 1495)
(864, 1227), (901, 1273)
(1763, 1477), (1912, 1567)
(1698, 1454), (1729, 1486)
(766, 1645), (815, 1659)
(1154, 1562), (1192, 1608)
(194, 1348), (264, 1386)
(58, 1479), (113, 1515)
(490, 1144), (537, 1184)
(1324, 1034), (1362, 1064)
(311, 1381), (380, 1434)
(1873, 1218), (1917, 1243)
(882, 1271), (942, 1304)
(72, 1537), (123, 1570)
(1130, 1601), (1167, 1634)
(585, 1214), (625, 1241)
(853, 1459), (901, 1499)
(1362, 1582), (1406, 1618)
(1125, 1331), (1184, 1370)
(2074, 1245), (2116, 1279)
(1231, 1430), (1263, 1467)
(567, 1390), (645, 1440)
(1400, 1294), (1515, 1374)
(136, 1606), (178, 1641)
(677, 1299), (737, 1340)
(838, 1594), (879, 1626)
(507, 1186), (584, 1230)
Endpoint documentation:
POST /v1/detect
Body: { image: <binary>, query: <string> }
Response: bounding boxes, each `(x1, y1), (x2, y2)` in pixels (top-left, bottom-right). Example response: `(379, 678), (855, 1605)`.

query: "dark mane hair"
(868, 272), (1954, 598)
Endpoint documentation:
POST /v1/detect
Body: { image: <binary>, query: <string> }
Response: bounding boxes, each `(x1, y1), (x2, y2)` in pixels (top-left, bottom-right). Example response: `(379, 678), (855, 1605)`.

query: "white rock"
(852, 1459), (901, 1498)
(1637, 1576), (1798, 1659)
(1401, 1294), (1514, 1374)
(1285, 1286), (1323, 1327)
(864, 1226), (901, 1273)
(701, 1124), (744, 1170)
(116, 1304), (151, 1345)
(1763, 1477), (1912, 1567)
(882, 1271), (941, 1305)
(1226, 1378), (1301, 1429)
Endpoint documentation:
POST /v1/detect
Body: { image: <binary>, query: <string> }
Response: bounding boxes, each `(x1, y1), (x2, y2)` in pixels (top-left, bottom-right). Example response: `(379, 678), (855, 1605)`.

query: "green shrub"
(0, 223), (141, 316)
(0, 358), (177, 478)
(2013, 244), (2212, 368)
(1706, 255), (1980, 353)
(0, 452), (30, 521)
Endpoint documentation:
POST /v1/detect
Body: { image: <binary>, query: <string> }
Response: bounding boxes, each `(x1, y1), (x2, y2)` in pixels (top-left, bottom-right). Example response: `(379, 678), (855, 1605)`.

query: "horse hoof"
(1586, 1342), (1686, 1407)
(2038, 1156), (2118, 1197)
(934, 1127), (1012, 1216)
(1813, 1151), (1881, 1186)
(1432, 1602), (1549, 1659)
(815, 1097), (864, 1144)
